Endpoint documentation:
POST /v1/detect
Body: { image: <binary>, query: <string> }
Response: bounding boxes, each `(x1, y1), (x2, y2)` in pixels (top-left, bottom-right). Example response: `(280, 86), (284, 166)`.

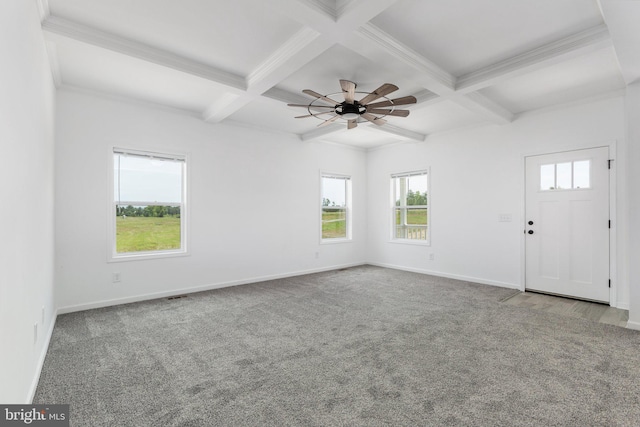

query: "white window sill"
(388, 239), (431, 246)
(320, 238), (353, 245)
(108, 250), (189, 263)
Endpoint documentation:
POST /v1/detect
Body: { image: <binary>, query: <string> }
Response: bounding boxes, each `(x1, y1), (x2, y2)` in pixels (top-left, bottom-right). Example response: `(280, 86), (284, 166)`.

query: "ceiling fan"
(288, 80), (417, 129)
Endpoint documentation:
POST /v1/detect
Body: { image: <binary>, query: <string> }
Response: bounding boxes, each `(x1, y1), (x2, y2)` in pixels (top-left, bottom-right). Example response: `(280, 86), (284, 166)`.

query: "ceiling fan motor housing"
(336, 101), (366, 119)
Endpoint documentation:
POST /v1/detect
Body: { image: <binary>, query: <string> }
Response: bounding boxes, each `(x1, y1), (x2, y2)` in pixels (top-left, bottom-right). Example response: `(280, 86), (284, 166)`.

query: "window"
(321, 174), (351, 241)
(540, 160), (590, 190)
(112, 148), (187, 259)
(392, 171), (429, 242)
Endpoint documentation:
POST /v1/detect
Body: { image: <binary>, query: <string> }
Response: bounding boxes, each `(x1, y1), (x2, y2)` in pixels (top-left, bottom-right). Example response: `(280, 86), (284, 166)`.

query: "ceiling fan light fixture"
(341, 112), (360, 120)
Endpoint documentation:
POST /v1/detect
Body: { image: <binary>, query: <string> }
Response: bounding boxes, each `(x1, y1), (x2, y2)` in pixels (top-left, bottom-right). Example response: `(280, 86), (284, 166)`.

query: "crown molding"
(354, 23), (456, 91)
(44, 41), (62, 88)
(59, 83), (203, 119)
(223, 119), (300, 139)
(457, 24), (612, 93)
(42, 16), (246, 91)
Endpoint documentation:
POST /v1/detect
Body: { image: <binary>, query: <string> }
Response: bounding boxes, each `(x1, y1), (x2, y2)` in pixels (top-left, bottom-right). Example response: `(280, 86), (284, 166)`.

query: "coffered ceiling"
(37, 0), (640, 149)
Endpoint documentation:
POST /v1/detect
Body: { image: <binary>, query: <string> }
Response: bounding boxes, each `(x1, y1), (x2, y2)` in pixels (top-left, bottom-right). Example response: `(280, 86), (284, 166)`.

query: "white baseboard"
(57, 262), (367, 315)
(626, 320), (640, 331)
(367, 262), (520, 290)
(616, 302), (630, 310)
(27, 313), (57, 403)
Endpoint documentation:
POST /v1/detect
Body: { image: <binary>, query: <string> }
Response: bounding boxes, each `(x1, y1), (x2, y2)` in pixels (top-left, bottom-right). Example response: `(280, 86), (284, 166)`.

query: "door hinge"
(609, 220), (611, 229)
(608, 159), (614, 169)
(609, 279), (611, 288)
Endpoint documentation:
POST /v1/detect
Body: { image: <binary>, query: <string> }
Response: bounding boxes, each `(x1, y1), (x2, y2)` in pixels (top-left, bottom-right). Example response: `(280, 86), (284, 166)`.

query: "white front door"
(525, 147), (610, 303)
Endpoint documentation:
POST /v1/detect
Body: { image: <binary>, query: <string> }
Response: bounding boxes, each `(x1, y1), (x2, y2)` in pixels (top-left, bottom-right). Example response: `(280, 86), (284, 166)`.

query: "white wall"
(625, 84), (640, 329)
(55, 90), (367, 311)
(0, 1), (56, 403)
(367, 96), (629, 307)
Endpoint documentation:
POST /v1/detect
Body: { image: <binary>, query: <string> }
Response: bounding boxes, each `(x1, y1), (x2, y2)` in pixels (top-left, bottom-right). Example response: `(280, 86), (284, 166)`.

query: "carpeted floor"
(35, 266), (640, 426)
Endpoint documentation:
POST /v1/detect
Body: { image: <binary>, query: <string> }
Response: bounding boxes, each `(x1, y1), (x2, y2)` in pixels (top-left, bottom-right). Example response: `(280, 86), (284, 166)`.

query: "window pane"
(321, 176), (349, 240)
(573, 160), (590, 189)
(406, 175), (428, 205)
(321, 177), (346, 207)
(394, 208), (427, 240)
(406, 208), (427, 225)
(556, 162), (572, 189)
(114, 152), (184, 255)
(322, 208), (346, 239)
(540, 164), (555, 190)
(115, 154), (182, 204)
(115, 205), (181, 253)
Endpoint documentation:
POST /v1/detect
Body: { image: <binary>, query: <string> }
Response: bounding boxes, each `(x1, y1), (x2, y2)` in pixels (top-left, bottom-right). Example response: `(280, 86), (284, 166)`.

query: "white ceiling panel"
(275, 44), (425, 100)
(49, 0), (303, 77)
(55, 37), (231, 113)
(402, 101), (485, 135)
(480, 47), (625, 114)
(371, 0), (604, 76)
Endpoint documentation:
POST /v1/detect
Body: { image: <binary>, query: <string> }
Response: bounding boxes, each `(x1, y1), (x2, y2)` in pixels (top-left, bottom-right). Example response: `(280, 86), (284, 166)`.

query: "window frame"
(108, 147), (189, 262)
(390, 169), (430, 245)
(320, 172), (352, 244)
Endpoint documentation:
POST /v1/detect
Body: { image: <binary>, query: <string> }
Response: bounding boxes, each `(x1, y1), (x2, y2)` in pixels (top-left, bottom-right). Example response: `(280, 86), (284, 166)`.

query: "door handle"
(528, 230), (534, 234)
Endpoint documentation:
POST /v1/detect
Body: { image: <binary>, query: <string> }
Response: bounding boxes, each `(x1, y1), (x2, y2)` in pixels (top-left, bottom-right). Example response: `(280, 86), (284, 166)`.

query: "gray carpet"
(35, 266), (640, 426)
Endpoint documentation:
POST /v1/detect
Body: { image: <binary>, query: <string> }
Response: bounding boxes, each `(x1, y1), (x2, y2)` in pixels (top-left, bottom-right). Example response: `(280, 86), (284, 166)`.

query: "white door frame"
(519, 141), (618, 307)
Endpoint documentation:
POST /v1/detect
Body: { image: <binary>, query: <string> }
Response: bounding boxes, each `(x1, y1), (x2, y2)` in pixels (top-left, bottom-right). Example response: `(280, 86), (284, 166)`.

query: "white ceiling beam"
(42, 16), (246, 91)
(35, 0), (50, 22)
(335, 0), (401, 28)
(247, 27), (330, 93)
(301, 123), (344, 141)
(598, 0), (640, 85)
(262, 87), (311, 105)
(346, 23), (513, 125)
(350, 23), (456, 92)
(367, 123), (427, 142)
(456, 25), (612, 93)
(453, 92), (514, 124)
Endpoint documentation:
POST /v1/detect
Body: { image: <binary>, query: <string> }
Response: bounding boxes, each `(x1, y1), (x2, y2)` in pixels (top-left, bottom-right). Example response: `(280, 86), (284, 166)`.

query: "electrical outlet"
(429, 253), (435, 261)
(315, 252), (319, 259)
(33, 323), (38, 345)
(41, 306), (45, 325)
(112, 272), (121, 283)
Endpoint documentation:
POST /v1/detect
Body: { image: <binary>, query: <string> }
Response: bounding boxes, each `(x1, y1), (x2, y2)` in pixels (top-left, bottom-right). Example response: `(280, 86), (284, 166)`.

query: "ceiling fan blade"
(361, 113), (387, 126)
(287, 104), (336, 116)
(347, 119), (358, 130)
(340, 80), (356, 103)
(295, 111), (336, 119)
(359, 83), (399, 105)
(302, 89), (340, 106)
(366, 96), (417, 109)
(366, 108), (410, 117)
(317, 114), (341, 127)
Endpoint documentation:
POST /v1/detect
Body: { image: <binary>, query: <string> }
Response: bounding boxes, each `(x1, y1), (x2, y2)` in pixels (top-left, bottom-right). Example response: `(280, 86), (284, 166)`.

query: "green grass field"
(322, 211), (346, 239)
(116, 216), (181, 253)
(395, 208), (427, 225)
